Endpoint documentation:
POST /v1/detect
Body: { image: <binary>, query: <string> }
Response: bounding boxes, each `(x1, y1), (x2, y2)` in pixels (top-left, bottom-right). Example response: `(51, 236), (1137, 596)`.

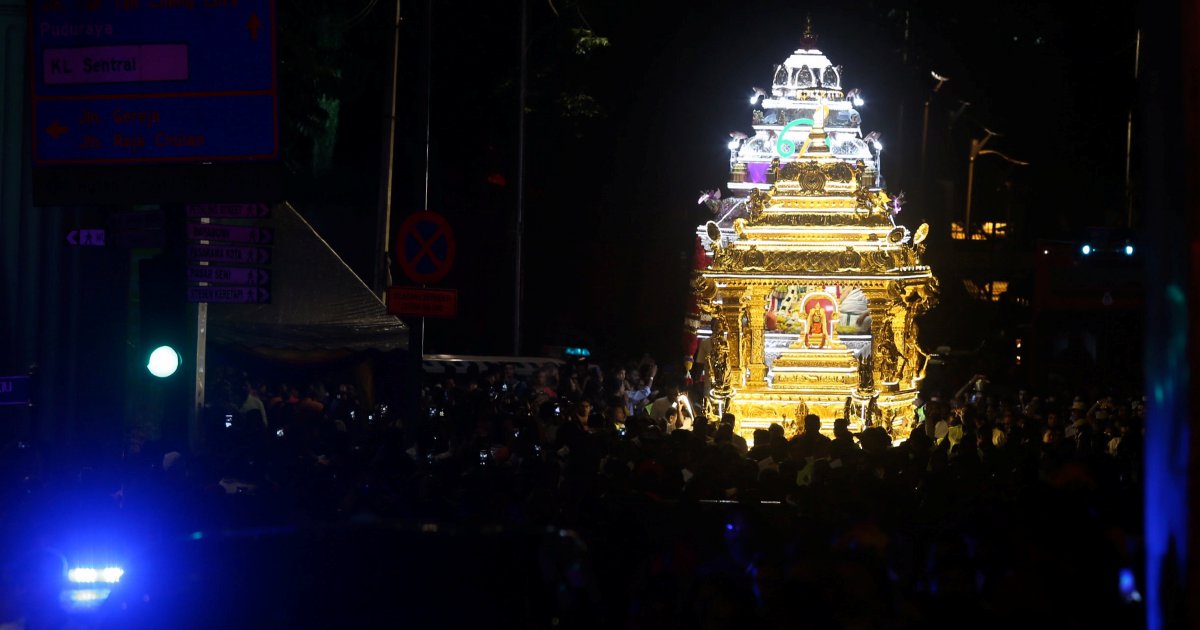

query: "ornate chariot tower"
(691, 21), (939, 440)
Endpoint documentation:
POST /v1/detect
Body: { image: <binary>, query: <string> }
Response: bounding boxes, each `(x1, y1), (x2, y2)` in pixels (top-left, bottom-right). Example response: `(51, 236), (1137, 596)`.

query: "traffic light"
(138, 255), (186, 378)
(146, 346), (181, 378)
(136, 250), (194, 449)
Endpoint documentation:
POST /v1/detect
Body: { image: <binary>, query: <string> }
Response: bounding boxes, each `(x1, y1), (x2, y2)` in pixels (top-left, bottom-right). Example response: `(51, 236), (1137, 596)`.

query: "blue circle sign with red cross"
(396, 212), (456, 284)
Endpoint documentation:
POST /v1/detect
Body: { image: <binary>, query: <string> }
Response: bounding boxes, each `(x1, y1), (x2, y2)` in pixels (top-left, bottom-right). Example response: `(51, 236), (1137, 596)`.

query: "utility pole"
(374, 0), (402, 299)
(1124, 28), (1141, 229)
(513, 0), (527, 356)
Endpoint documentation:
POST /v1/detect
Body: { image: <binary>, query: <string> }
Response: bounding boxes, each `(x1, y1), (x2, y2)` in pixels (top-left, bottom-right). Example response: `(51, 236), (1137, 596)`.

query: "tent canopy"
(207, 203), (408, 354)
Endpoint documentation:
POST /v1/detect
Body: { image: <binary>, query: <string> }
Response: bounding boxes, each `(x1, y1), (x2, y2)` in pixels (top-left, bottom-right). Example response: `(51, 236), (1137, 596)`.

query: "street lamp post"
(964, 136), (984, 239)
(964, 129), (1028, 239)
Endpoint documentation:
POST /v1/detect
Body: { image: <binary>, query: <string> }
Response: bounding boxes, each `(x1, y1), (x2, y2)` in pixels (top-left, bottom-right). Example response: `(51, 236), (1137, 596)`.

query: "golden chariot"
(690, 22), (939, 441)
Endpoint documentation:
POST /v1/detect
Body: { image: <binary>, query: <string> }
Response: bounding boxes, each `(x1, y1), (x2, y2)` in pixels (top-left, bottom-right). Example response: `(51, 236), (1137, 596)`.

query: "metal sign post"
(184, 203), (274, 450)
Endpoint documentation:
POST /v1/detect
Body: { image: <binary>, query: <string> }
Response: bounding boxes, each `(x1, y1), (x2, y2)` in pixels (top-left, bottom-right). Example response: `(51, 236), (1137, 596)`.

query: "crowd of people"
(2, 357), (1146, 627)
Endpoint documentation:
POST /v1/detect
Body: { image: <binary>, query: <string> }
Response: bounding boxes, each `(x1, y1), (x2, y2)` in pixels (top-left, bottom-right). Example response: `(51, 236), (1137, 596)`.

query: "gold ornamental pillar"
(745, 284), (770, 385)
(891, 304), (914, 386)
(866, 294), (893, 385)
(715, 287), (745, 388)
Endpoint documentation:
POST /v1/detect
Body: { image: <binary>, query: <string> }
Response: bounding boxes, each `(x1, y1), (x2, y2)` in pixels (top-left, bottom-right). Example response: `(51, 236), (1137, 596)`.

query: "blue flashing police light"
(1081, 244), (1092, 255)
(68, 567), (124, 584)
(146, 346), (181, 378)
(564, 347), (591, 358)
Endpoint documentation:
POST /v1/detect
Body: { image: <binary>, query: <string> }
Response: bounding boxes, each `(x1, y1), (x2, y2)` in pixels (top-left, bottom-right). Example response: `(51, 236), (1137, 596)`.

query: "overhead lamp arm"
(977, 149), (1030, 166)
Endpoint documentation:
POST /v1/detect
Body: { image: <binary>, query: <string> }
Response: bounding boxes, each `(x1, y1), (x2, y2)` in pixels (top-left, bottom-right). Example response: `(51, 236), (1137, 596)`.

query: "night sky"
(285, 1), (1137, 362)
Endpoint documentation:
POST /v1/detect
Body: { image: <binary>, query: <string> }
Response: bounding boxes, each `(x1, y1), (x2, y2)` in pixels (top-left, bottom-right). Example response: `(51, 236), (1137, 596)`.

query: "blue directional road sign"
(31, 1), (277, 165)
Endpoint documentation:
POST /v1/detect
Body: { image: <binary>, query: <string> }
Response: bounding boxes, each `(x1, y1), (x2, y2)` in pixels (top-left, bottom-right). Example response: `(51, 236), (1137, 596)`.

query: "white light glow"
(69, 589), (107, 602)
(101, 567), (124, 583)
(728, 139), (741, 150)
(1125, 244), (1134, 255)
(147, 346), (181, 378)
(853, 96), (864, 107)
(677, 394), (695, 419)
(1081, 244), (1092, 255)
(68, 568), (98, 583)
(61, 588), (112, 612)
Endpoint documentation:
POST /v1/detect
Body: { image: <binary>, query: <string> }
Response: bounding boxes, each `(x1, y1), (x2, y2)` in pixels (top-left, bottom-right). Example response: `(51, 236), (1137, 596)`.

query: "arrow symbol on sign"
(66, 229), (105, 246)
(257, 269), (270, 284)
(246, 13), (262, 40)
(258, 288), (270, 303)
(46, 121), (68, 139)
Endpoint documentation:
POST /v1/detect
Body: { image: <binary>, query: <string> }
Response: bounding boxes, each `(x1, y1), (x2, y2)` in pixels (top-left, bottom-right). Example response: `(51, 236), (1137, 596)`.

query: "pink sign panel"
(186, 223), (273, 245)
(43, 45), (189, 85)
(187, 286), (270, 304)
(186, 204), (271, 219)
(188, 266), (271, 286)
(186, 244), (271, 265)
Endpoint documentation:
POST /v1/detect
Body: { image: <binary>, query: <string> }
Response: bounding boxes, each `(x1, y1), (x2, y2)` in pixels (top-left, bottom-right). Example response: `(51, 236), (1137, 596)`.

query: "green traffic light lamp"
(146, 345), (182, 378)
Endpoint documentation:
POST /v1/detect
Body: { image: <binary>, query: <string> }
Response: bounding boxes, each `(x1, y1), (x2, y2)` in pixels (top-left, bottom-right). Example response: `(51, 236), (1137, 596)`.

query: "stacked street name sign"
(186, 203), (273, 304)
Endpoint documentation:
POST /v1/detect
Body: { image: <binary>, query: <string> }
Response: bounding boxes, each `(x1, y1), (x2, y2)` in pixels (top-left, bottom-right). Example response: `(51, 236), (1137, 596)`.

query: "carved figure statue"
(876, 341), (900, 382)
(858, 355), (874, 389)
(803, 307), (829, 348)
(709, 321), (731, 392)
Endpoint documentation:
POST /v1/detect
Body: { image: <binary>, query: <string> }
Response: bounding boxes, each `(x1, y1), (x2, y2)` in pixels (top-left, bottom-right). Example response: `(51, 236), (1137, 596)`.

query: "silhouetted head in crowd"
(663, 407), (679, 430)
(574, 400), (593, 427)
(858, 426), (891, 455)
(804, 413), (821, 435)
(605, 396), (627, 426)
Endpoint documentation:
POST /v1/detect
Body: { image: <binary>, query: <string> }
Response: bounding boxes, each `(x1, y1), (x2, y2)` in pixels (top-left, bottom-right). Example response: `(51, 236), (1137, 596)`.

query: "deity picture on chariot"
(765, 285), (872, 337)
